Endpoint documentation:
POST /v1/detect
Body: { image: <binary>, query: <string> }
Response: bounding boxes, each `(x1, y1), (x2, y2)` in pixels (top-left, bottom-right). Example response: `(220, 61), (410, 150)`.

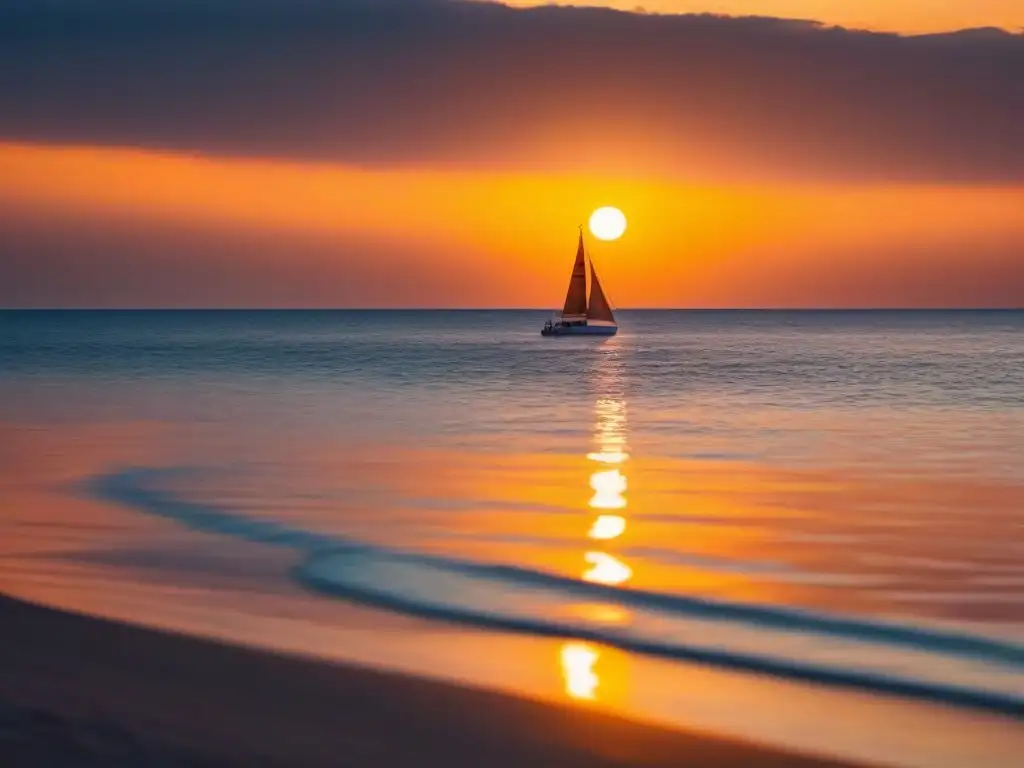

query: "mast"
(560, 227), (588, 321)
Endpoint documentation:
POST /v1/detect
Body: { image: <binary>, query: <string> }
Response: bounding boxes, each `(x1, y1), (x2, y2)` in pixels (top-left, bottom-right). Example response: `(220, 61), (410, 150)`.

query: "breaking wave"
(92, 468), (1024, 718)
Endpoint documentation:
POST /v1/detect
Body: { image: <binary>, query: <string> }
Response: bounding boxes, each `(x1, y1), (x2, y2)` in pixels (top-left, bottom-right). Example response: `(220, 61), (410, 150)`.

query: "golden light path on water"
(560, 347), (631, 701)
(560, 643), (601, 701)
(588, 514), (626, 540)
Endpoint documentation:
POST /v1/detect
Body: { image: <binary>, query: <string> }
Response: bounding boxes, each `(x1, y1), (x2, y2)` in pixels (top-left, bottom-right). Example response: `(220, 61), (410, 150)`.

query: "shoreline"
(0, 593), (867, 767)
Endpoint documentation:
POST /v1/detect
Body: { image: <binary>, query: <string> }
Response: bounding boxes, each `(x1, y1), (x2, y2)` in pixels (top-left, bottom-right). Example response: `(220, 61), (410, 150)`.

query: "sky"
(0, 0), (1022, 308)
(500, 2), (1024, 35)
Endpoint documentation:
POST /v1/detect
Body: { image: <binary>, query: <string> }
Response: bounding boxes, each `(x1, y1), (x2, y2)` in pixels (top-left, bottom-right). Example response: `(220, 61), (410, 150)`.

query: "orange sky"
(497, 1), (1024, 34)
(1, 1), (1020, 309)
(2, 142), (1022, 308)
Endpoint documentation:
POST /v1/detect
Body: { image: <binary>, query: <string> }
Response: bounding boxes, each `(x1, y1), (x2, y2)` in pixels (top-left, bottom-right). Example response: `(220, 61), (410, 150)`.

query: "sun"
(589, 206), (627, 241)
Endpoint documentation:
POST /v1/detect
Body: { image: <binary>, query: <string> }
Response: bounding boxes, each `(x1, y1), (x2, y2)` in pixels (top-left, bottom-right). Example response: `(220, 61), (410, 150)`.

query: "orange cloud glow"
(497, 1), (1024, 34)
(1, 142), (1022, 307)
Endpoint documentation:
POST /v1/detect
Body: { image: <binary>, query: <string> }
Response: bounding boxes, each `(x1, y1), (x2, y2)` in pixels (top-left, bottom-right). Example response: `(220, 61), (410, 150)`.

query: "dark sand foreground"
(0, 595), (860, 767)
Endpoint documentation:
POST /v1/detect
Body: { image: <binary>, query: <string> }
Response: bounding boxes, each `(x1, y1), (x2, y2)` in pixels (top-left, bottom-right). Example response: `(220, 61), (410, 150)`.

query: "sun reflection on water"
(561, 352), (634, 704)
(588, 514), (626, 540)
(560, 642), (600, 701)
(583, 551), (633, 585)
(586, 450), (629, 464)
(564, 602), (630, 626)
(584, 391), (630, 580)
(589, 468), (627, 510)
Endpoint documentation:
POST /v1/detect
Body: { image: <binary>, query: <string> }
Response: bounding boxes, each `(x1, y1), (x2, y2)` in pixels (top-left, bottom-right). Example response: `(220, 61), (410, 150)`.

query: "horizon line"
(2, 307), (1022, 313)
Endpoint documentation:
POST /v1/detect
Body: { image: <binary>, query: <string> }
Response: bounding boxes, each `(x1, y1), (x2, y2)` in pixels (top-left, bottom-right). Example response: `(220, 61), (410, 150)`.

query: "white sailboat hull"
(541, 322), (618, 337)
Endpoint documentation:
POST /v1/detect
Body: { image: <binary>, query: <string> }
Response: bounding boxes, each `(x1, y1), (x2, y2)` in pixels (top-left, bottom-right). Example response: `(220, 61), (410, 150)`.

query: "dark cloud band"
(0, 0), (1022, 181)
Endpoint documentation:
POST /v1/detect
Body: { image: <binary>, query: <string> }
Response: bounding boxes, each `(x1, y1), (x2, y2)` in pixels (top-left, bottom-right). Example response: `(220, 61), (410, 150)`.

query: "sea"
(1, 310), (1021, 766)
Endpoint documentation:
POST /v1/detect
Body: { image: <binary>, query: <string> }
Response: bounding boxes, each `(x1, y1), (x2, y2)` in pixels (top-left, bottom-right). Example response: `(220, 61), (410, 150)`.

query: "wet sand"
(0, 594), (866, 767)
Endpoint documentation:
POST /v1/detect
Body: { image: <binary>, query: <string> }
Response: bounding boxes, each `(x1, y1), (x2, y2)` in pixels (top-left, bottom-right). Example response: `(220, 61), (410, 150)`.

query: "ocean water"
(1, 310), (1022, 760)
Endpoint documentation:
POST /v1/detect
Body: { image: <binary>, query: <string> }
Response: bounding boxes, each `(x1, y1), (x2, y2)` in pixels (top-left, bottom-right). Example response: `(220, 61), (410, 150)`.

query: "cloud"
(0, 0), (1021, 181)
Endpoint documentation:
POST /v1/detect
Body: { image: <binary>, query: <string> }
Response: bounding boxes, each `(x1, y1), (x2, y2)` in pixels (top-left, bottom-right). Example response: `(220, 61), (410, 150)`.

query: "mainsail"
(587, 260), (616, 324)
(561, 231), (588, 321)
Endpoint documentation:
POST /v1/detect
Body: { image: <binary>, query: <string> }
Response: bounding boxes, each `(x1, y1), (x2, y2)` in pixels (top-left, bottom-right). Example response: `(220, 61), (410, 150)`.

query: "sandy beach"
(0, 594), (867, 767)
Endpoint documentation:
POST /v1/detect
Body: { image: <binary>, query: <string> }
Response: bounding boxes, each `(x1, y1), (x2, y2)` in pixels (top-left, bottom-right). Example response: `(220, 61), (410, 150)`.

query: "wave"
(91, 467), (1024, 718)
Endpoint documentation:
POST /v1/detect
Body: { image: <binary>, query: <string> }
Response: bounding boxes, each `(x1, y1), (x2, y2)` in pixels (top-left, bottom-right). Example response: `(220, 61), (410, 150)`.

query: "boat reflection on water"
(559, 346), (632, 703)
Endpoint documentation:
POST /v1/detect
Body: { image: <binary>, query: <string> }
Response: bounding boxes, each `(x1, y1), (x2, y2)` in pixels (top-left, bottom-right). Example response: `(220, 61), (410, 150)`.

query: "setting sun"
(589, 206), (627, 241)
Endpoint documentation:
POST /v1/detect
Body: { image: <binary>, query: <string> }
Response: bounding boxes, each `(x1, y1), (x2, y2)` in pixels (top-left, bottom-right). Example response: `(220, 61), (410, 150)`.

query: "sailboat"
(542, 229), (618, 336)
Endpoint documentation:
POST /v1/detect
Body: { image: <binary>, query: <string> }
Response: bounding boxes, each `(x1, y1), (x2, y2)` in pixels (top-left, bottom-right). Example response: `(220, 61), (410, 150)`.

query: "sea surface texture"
(1, 310), (1022, 729)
